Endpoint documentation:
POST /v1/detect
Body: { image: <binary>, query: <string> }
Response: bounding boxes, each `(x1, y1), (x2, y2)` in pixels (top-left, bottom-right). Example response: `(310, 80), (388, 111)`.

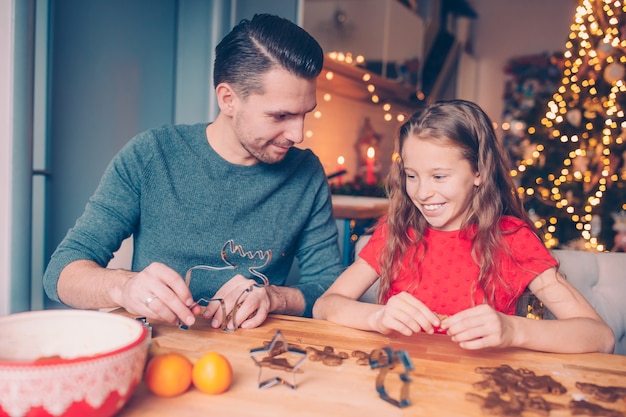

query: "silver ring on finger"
(145, 294), (158, 308)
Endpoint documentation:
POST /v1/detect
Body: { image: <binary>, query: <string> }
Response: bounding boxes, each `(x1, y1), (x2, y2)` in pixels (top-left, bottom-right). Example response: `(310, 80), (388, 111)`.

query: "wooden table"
(118, 314), (626, 417)
(331, 195), (389, 266)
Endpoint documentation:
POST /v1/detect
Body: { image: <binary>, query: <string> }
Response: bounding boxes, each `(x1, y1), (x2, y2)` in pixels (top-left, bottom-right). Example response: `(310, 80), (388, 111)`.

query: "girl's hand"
(371, 292), (441, 336)
(440, 304), (516, 349)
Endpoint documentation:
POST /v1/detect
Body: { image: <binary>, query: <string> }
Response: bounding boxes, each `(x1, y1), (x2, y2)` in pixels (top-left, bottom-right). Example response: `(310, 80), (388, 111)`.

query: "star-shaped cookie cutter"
(250, 330), (307, 390)
(369, 347), (414, 408)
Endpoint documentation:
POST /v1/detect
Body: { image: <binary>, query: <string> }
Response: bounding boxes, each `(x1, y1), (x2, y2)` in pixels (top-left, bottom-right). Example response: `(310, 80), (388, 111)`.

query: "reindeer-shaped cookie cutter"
(180, 240), (272, 331)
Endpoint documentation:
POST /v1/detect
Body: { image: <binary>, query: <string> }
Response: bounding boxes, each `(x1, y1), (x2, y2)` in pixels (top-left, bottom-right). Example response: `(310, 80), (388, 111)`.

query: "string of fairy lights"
(322, 51), (416, 124)
(510, 0), (626, 251)
(305, 52), (423, 165)
(313, 1), (625, 251)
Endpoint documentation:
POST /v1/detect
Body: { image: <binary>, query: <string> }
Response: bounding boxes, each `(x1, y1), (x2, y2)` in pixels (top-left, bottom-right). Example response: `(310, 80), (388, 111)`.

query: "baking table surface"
(118, 313), (626, 417)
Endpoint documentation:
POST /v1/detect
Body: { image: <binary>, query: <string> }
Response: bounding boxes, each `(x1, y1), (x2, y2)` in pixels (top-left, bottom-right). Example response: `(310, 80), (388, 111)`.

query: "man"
(43, 14), (343, 330)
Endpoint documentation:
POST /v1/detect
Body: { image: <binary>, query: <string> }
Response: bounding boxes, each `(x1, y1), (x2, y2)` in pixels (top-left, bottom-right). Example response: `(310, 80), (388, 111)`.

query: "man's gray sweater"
(43, 123), (343, 317)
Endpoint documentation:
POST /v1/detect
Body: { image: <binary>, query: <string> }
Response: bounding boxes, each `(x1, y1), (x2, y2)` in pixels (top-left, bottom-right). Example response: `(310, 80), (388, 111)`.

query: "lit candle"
(366, 147), (375, 185)
(336, 156), (345, 185)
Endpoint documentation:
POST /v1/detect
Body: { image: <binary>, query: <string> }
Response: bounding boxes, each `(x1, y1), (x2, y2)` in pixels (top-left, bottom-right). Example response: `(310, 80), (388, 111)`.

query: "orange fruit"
(192, 351), (233, 395)
(144, 353), (193, 397)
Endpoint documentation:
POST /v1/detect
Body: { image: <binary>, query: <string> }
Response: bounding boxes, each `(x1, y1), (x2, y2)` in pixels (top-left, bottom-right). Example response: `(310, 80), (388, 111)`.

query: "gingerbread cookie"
(351, 350), (370, 366)
(305, 346), (349, 366)
(569, 399), (624, 417)
(257, 356), (304, 373)
(576, 382), (626, 403)
(518, 373), (567, 395)
(522, 393), (565, 415)
(435, 313), (449, 321)
(466, 391), (523, 416)
(467, 391), (565, 416)
(262, 340), (303, 357)
(474, 364), (566, 396)
(467, 364), (571, 416)
(474, 365), (526, 395)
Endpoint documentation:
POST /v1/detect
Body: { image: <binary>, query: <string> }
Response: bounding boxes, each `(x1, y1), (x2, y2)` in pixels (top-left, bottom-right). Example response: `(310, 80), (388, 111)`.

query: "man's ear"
(216, 82), (236, 116)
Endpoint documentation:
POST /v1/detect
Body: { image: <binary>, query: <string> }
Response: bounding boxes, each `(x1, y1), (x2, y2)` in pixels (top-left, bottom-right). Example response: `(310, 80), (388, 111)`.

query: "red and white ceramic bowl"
(0, 309), (148, 417)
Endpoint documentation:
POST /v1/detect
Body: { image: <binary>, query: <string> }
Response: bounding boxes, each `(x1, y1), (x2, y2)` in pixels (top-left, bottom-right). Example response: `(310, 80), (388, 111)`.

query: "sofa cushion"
(552, 250), (626, 355)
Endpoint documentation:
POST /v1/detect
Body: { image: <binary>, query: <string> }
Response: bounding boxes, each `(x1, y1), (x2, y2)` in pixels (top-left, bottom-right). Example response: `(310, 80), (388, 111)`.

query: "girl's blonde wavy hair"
(377, 100), (541, 308)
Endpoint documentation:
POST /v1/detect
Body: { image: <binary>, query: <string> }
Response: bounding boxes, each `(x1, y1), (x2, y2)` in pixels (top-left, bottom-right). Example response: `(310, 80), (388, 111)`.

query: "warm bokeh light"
(318, 53), (416, 133)
(511, 0), (625, 251)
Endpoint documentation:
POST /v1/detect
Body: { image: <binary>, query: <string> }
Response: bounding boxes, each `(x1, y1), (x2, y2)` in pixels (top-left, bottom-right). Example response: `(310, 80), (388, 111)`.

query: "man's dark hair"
(213, 14), (324, 98)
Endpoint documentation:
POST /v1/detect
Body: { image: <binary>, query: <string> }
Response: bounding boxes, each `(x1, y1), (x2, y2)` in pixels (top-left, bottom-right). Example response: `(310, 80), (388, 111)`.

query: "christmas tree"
(503, 0), (626, 251)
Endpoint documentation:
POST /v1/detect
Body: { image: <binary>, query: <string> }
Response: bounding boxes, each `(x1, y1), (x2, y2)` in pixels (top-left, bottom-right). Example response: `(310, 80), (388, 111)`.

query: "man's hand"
(201, 274), (272, 330)
(116, 262), (201, 327)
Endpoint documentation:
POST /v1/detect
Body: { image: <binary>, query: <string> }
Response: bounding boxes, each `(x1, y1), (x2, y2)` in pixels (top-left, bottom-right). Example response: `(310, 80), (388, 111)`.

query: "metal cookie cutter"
(249, 330), (306, 390)
(135, 317), (153, 344)
(179, 296), (230, 332)
(181, 242), (272, 331)
(369, 347), (415, 408)
(180, 270), (266, 332)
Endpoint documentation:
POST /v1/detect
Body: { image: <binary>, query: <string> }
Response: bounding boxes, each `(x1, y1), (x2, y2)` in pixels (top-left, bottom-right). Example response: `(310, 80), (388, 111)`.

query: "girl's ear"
(215, 82), (236, 116)
(474, 171), (482, 187)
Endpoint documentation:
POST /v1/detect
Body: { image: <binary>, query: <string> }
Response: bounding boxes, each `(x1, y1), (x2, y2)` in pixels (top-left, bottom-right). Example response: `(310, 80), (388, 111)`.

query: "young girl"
(313, 100), (614, 354)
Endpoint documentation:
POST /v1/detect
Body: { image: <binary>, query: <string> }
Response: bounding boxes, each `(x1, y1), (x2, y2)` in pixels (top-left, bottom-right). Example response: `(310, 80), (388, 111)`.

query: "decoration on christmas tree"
(508, 0), (626, 251)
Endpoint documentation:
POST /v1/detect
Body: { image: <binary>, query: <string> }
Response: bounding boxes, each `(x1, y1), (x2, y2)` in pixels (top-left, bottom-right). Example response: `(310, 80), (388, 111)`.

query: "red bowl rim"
(0, 310), (148, 368)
